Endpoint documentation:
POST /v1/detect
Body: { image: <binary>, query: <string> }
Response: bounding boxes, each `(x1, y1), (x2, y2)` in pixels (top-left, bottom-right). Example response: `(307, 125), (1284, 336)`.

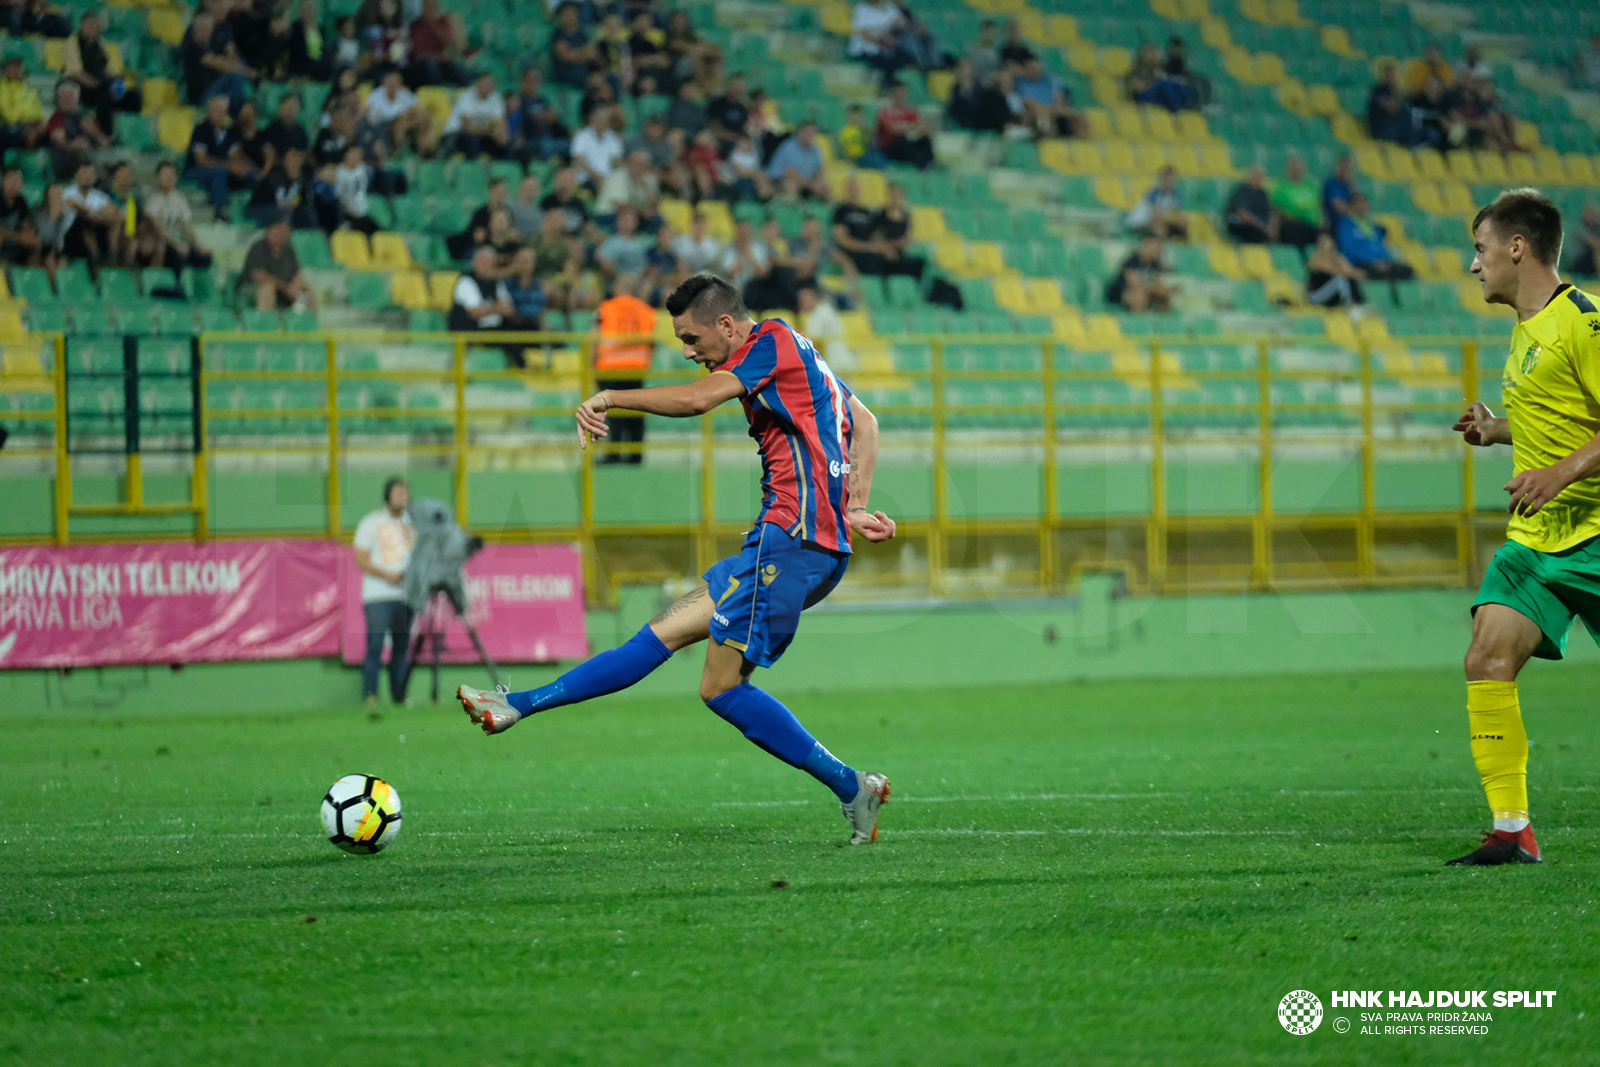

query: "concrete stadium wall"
(3, 585), (1590, 717)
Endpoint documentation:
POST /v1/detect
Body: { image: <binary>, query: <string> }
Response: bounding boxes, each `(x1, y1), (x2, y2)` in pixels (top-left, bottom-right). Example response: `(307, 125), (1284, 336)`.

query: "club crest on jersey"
(1521, 343), (1542, 376)
(761, 564), (780, 586)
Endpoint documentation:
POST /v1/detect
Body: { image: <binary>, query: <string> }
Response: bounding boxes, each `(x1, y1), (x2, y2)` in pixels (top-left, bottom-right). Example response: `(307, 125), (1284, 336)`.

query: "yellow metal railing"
(0, 329), (1502, 601)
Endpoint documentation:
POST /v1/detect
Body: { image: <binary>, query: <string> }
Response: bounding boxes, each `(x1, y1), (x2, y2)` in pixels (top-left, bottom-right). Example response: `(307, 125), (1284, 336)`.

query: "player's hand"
(1505, 464), (1570, 517)
(848, 508), (896, 542)
(575, 392), (610, 449)
(1453, 401), (1507, 447)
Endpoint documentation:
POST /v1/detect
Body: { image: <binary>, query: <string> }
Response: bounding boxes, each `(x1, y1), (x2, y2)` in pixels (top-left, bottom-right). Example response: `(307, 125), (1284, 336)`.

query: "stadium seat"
(332, 231), (374, 270)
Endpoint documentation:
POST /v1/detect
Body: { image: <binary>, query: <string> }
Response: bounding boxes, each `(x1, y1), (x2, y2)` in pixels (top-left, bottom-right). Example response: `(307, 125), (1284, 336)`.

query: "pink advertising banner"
(340, 543), (589, 666)
(0, 540), (344, 669)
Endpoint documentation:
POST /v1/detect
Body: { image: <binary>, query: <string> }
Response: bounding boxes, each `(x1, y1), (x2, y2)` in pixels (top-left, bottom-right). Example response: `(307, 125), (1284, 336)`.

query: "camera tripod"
(404, 584), (501, 704)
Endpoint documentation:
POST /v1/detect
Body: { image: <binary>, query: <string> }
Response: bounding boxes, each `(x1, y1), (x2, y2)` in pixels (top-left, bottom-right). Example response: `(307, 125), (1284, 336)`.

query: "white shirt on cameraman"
(353, 507), (414, 603)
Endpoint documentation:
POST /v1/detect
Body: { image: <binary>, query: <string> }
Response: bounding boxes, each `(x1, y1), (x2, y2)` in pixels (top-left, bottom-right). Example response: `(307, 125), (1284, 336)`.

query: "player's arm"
(574, 372), (746, 447)
(845, 393), (895, 542)
(1452, 401), (1511, 447)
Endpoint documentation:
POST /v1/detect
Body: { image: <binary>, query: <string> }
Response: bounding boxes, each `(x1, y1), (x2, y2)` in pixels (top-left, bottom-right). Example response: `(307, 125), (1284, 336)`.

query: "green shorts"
(1473, 536), (1600, 660)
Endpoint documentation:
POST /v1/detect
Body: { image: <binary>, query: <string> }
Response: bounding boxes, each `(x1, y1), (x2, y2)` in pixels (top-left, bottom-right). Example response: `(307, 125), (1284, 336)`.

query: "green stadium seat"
(28, 306), (67, 333)
(291, 230), (334, 268)
(11, 266), (56, 304)
(409, 310), (446, 331)
(241, 309), (282, 332)
(347, 272), (392, 309)
(284, 309), (319, 332)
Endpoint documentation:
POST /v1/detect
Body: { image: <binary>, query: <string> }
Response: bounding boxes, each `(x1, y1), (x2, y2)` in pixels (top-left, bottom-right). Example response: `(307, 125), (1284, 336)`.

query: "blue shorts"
(703, 523), (849, 668)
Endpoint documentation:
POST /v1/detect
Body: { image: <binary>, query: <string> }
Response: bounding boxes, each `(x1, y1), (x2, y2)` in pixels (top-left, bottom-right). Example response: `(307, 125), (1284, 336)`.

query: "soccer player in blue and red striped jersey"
(457, 274), (898, 843)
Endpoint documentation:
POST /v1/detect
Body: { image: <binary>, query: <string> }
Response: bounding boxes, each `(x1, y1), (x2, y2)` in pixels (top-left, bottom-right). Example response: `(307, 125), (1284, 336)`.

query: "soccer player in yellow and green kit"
(1451, 188), (1600, 865)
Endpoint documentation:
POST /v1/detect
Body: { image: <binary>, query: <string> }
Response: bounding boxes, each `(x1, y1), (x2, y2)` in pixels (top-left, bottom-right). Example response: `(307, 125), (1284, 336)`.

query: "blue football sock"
(505, 626), (673, 717)
(704, 682), (859, 801)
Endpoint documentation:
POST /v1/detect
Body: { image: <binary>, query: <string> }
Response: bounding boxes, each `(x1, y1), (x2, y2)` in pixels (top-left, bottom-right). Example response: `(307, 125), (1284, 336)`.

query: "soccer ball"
(320, 774), (403, 854)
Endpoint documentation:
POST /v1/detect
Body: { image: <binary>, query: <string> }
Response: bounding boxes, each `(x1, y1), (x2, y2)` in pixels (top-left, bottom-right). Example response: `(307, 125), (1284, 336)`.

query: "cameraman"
(353, 477), (416, 706)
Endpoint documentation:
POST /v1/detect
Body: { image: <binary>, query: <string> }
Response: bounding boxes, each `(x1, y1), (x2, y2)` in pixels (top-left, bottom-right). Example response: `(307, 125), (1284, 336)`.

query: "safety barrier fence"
(0, 330), (1499, 602)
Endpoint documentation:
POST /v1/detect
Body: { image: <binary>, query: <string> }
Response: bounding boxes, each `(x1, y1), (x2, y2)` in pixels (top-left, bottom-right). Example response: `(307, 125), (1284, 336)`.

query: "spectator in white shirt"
(353, 477), (416, 707)
(61, 161), (117, 262)
(143, 159), (213, 273)
(670, 212), (724, 273)
(441, 71), (508, 159)
(365, 68), (435, 154)
(849, 0), (912, 86)
(335, 145), (380, 234)
(798, 284), (854, 371)
(569, 103), (624, 188)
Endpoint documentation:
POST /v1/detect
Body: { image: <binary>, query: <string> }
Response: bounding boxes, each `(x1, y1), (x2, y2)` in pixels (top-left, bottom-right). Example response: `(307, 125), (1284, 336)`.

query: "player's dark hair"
(665, 274), (750, 324)
(1473, 188), (1563, 266)
(382, 476), (408, 506)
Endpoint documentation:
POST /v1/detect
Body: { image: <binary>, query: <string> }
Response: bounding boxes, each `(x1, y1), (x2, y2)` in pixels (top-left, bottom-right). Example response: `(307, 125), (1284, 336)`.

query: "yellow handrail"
(2, 329), (1503, 604)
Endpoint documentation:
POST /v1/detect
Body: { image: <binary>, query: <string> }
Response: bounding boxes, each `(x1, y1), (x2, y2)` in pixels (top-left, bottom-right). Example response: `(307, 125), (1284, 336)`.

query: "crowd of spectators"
(1367, 43), (1524, 153)
(945, 19), (1089, 139)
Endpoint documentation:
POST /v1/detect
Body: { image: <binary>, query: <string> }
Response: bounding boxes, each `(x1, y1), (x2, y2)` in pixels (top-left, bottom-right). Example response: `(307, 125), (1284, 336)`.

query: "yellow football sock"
(1467, 680), (1529, 824)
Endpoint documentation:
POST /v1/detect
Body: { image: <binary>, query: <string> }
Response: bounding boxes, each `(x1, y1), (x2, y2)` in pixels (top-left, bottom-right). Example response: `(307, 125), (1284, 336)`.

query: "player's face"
(1470, 221), (1515, 305)
(672, 312), (735, 368)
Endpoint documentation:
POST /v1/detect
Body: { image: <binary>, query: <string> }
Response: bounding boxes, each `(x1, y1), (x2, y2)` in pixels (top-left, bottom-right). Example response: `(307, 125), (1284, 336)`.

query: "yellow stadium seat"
(1562, 154), (1595, 184)
(910, 205), (946, 241)
(1410, 180), (1445, 215)
(1531, 148), (1566, 183)
(1306, 84), (1340, 115)
(1415, 149), (1447, 180)
(415, 86), (454, 130)
(1458, 281), (1495, 315)
(1355, 315), (1389, 343)
(1277, 81), (1309, 115)
(428, 271), (460, 310)
(1413, 352), (1453, 378)
(1379, 350), (1417, 376)
(1086, 314), (1123, 345)
(1238, 245), (1273, 279)
(1134, 140), (1167, 172)
(1093, 175), (1133, 211)
(1324, 313), (1358, 350)
(1433, 247), (1467, 278)
(1046, 14), (1079, 45)
(1383, 146), (1418, 182)
(1026, 279), (1065, 314)
(332, 231), (372, 270)
(371, 232), (413, 270)
(1441, 181), (1476, 216)
(926, 70), (954, 102)
(1263, 274), (1300, 305)
(1099, 46), (1132, 77)
(1199, 14), (1231, 50)
(839, 309), (872, 343)
(141, 77), (178, 114)
(933, 237), (966, 274)
(390, 269), (431, 310)
(1052, 312), (1087, 345)
(1446, 151), (1479, 182)
(1068, 139), (1104, 173)
(1142, 107), (1177, 142)
(156, 107), (193, 153)
(1507, 153), (1537, 183)
(855, 169), (888, 207)
(0, 312), (25, 340)
(658, 198), (692, 234)
(1038, 139), (1071, 174)
(1320, 25), (1358, 57)
(148, 7), (185, 44)
(1167, 142), (1202, 176)
(43, 39), (64, 72)
(1103, 140), (1136, 173)
(1111, 105), (1143, 140)
(1177, 111), (1209, 140)
(1065, 43), (1097, 73)
(699, 200), (735, 241)
(1253, 53), (1286, 83)
(966, 242), (1005, 276)
(1474, 151), (1508, 183)
(819, 0), (851, 36)
(1090, 74), (1123, 107)
(1198, 142), (1233, 177)
(993, 275), (1029, 312)
(1208, 244), (1244, 278)
(1084, 109), (1113, 140)
(1515, 120), (1541, 150)
(1268, 0), (1302, 24)
(1353, 145), (1387, 181)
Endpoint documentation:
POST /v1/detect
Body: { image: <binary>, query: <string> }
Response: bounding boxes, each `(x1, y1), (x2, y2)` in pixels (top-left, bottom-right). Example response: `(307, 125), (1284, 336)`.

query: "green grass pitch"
(2, 665), (1595, 1065)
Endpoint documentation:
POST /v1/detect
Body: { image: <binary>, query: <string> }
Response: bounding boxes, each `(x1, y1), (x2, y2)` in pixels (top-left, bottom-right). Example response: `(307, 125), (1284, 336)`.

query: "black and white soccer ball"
(320, 774), (403, 854)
